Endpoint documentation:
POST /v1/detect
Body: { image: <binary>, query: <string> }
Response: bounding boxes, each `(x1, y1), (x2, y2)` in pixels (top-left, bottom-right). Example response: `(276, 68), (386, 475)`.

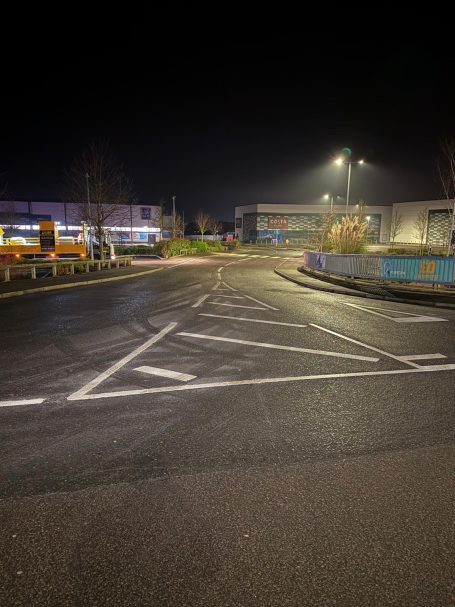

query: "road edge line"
(0, 267), (164, 300)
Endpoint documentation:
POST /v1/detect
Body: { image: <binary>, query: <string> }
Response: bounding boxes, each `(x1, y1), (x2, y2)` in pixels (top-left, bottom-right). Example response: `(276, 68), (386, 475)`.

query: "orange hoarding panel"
(268, 216), (288, 230)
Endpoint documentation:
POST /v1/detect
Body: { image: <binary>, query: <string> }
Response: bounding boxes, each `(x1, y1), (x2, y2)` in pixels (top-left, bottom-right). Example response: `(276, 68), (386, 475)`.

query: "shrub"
(328, 216), (368, 254)
(190, 241), (209, 253)
(206, 240), (222, 250)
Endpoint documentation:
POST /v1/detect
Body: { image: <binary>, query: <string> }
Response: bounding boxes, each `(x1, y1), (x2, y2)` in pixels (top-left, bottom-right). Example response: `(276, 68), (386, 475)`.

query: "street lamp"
(335, 157), (365, 217)
(85, 172), (94, 260)
(323, 193), (333, 213)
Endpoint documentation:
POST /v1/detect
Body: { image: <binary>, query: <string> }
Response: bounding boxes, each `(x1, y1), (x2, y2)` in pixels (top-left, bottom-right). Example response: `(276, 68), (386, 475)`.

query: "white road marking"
(220, 282), (238, 291)
(242, 294), (279, 311)
(309, 323), (422, 368)
(211, 294), (244, 299)
(134, 366), (196, 382)
(67, 364), (455, 401)
(400, 353), (447, 361)
(192, 294), (210, 308)
(212, 282), (231, 291)
(217, 267), (224, 272)
(393, 317), (448, 323)
(67, 322), (176, 400)
(342, 302), (448, 323)
(177, 332), (379, 362)
(199, 313), (307, 328)
(0, 398), (45, 408)
(206, 302), (269, 310)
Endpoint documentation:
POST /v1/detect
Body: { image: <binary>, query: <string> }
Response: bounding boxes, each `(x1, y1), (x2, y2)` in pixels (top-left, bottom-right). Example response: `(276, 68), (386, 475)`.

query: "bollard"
(30, 266), (36, 279)
(52, 264), (57, 277)
(4, 267), (10, 282)
(70, 264), (75, 275)
(85, 262), (90, 272)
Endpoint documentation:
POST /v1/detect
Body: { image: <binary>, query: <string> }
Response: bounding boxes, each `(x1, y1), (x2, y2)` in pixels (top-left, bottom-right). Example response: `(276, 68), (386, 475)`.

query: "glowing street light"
(334, 156), (365, 217)
(323, 193), (333, 213)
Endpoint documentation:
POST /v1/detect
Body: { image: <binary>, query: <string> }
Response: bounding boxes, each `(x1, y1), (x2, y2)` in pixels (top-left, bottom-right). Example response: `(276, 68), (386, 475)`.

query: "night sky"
(2, 28), (454, 221)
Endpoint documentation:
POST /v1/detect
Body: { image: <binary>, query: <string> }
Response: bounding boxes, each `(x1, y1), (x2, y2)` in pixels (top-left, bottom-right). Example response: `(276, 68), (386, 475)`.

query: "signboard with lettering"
(380, 256), (455, 283)
(268, 216), (289, 230)
(39, 221), (57, 252)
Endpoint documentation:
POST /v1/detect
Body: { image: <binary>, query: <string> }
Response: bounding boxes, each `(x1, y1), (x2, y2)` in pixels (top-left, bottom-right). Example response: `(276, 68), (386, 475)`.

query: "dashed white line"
(177, 332), (379, 362)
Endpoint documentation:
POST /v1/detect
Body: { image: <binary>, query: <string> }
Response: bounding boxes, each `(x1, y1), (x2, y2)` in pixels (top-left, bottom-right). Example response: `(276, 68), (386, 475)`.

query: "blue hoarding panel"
(380, 257), (455, 283)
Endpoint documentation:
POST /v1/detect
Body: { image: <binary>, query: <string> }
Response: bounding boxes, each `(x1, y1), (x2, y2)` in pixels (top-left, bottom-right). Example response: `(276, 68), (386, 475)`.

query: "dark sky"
(1, 25), (454, 221)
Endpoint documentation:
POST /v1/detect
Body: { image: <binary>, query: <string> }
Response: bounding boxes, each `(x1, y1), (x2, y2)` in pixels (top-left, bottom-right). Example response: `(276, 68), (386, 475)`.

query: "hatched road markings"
(198, 313), (308, 328)
(134, 366), (197, 382)
(3, 259), (455, 408)
(177, 332), (380, 362)
(342, 302), (448, 323)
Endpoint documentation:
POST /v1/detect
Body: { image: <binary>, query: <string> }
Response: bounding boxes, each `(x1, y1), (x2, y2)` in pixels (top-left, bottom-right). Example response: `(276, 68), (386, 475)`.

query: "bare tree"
(208, 217), (223, 238)
(389, 209), (404, 250)
(0, 201), (19, 236)
(65, 141), (133, 259)
(172, 213), (184, 239)
(436, 136), (455, 254)
(195, 211), (210, 241)
(413, 209), (428, 256)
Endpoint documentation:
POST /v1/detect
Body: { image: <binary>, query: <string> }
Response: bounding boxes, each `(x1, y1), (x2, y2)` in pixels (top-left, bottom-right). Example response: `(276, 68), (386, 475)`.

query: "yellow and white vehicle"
(0, 221), (87, 259)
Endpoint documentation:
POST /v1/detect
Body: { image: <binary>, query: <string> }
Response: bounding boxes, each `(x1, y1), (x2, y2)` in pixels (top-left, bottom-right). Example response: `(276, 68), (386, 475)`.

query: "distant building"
(234, 200), (454, 246)
(0, 200), (171, 244)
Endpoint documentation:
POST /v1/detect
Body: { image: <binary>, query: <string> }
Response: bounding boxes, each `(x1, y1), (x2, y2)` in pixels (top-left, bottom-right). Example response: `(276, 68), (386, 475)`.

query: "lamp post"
(335, 157), (364, 217)
(323, 193), (334, 213)
(172, 195), (176, 238)
(85, 172), (94, 260)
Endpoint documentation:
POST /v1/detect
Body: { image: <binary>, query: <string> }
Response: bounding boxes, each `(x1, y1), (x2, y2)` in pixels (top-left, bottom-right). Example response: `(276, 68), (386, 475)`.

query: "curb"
(0, 267), (163, 300)
(274, 268), (455, 310)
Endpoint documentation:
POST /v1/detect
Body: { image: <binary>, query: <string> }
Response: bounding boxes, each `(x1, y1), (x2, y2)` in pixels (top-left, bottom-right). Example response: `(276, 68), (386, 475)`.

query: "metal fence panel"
(303, 252), (454, 284)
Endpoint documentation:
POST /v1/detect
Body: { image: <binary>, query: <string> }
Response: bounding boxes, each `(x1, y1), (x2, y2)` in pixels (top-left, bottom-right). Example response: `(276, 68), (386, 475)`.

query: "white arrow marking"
(134, 366), (196, 382)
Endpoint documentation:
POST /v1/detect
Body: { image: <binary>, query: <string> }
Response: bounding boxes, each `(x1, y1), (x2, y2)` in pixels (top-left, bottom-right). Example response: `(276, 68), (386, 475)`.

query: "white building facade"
(234, 200), (454, 246)
(0, 200), (167, 243)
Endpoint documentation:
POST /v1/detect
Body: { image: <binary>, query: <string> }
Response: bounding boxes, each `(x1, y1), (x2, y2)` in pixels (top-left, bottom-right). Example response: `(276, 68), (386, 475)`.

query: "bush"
(206, 240), (222, 250)
(114, 245), (154, 255)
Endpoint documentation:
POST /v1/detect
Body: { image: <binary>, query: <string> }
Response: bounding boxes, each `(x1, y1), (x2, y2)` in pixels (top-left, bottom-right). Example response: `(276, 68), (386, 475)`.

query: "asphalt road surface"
(1, 251), (454, 606)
